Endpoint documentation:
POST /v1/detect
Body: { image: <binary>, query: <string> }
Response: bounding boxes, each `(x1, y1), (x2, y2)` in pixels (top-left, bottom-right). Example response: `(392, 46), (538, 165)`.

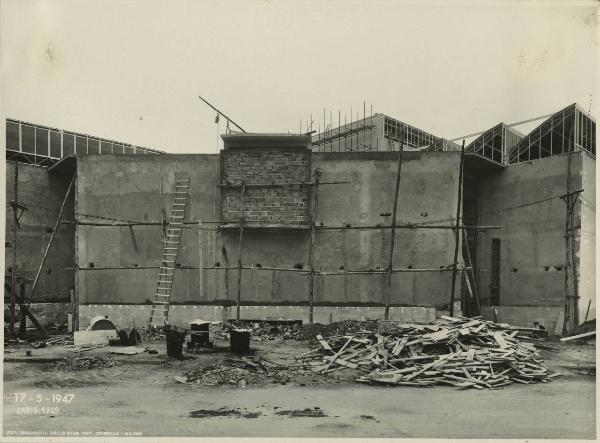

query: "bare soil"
(3, 337), (595, 439)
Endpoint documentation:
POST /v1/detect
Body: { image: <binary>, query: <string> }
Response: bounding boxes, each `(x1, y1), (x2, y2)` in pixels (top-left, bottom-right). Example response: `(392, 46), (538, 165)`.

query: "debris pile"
(226, 321), (304, 341)
(224, 319), (379, 341)
(297, 316), (560, 389)
(176, 356), (324, 386)
(52, 355), (119, 371)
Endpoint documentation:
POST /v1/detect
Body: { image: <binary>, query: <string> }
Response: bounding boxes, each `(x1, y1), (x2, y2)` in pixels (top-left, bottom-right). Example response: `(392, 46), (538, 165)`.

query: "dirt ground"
(2, 337), (596, 439)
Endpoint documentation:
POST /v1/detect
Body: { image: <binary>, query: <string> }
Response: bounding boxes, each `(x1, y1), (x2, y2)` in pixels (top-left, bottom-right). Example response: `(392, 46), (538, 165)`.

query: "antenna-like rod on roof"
(198, 95), (246, 133)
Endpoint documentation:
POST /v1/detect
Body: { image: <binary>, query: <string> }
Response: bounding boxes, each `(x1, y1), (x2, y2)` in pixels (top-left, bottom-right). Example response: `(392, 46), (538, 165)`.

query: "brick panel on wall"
(220, 148), (311, 226)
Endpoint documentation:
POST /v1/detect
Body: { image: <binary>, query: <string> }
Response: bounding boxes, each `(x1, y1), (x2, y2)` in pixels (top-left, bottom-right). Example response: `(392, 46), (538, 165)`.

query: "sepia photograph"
(1, 0), (596, 440)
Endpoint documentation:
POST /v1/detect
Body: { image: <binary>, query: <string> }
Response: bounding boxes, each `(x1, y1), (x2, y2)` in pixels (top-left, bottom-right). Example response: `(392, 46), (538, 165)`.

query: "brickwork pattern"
(221, 148), (311, 225)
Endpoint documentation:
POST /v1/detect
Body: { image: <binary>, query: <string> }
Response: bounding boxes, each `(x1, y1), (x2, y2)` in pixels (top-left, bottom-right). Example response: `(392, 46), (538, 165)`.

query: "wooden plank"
(560, 331), (595, 342)
(493, 332), (509, 349)
(392, 337), (408, 356)
(323, 355), (358, 369)
(321, 337), (353, 372)
(316, 334), (332, 351)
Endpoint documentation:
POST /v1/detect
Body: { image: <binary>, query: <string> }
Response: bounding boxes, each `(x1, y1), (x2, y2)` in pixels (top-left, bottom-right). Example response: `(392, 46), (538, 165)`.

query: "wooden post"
(9, 163), (18, 339)
(236, 183), (246, 320)
(70, 288), (78, 332)
(308, 171), (321, 324)
(198, 220), (204, 300)
(18, 281), (26, 338)
(462, 227), (481, 316)
(30, 174), (76, 298)
(449, 141), (466, 316)
(385, 140), (405, 320)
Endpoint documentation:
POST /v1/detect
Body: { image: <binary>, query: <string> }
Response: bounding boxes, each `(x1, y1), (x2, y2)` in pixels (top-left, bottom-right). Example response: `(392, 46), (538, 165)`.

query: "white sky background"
(0, 0), (597, 153)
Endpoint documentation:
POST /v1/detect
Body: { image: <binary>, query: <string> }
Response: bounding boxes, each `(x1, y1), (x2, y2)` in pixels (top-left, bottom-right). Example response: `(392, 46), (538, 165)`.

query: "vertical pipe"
(344, 115), (347, 151)
(350, 107), (353, 151)
(236, 183), (246, 320)
(370, 105), (373, 151)
(385, 135), (405, 320)
(329, 110), (333, 152)
(9, 163), (18, 339)
(449, 141), (466, 316)
(338, 111), (341, 152)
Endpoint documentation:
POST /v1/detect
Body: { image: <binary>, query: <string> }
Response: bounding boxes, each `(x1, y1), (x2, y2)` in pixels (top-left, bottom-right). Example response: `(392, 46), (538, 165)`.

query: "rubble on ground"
(295, 316), (560, 389)
(51, 355), (119, 371)
(176, 355), (329, 386)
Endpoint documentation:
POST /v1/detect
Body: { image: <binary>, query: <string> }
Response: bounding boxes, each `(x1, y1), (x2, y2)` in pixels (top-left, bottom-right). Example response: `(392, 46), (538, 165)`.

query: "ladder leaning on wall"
(148, 177), (190, 328)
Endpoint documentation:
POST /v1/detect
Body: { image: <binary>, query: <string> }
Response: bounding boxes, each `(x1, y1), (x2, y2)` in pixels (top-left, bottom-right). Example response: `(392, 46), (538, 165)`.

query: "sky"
(0, 0), (597, 154)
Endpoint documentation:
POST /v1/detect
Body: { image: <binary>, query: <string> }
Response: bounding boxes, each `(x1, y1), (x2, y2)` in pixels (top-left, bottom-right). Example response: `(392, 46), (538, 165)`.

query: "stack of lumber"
(297, 316), (560, 389)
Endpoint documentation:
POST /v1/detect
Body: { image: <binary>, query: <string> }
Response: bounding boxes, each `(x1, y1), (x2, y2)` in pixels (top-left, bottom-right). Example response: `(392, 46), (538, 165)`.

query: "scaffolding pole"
(30, 174), (76, 299)
(236, 183), (246, 320)
(385, 139), (405, 320)
(308, 170), (321, 324)
(9, 163), (18, 339)
(449, 141), (466, 316)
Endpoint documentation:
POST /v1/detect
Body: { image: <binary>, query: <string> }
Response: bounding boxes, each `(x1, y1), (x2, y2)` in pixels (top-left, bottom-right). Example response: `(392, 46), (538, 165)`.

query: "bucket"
(165, 326), (186, 359)
(230, 328), (251, 354)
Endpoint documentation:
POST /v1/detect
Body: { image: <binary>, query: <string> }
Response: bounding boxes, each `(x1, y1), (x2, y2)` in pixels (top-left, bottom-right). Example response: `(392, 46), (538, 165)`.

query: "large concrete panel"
(579, 151), (595, 322)
(76, 151), (461, 307)
(477, 153), (586, 308)
(5, 161), (74, 302)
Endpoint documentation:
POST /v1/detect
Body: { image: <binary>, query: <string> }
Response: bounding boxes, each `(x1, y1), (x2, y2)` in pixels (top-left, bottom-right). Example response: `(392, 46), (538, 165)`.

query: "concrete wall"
(79, 304), (437, 330)
(579, 151), (595, 321)
(480, 306), (564, 333)
(76, 151), (461, 309)
(476, 152), (586, 309)
(4, 161), (74, 302)
(313, 152), (460, 306)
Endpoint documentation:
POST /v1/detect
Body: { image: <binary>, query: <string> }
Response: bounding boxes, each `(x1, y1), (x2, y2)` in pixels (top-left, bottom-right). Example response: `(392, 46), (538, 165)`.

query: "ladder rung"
(170, 223), (184, 226)
(154, 293), (172, 298)
(163, 253), (178, 256)
(173, 204), (186, 206)
(171, 209), (185, 212)
(171, 215), (184, 219)
(163, 240), (179, 243)
(153, 301), (169, 305)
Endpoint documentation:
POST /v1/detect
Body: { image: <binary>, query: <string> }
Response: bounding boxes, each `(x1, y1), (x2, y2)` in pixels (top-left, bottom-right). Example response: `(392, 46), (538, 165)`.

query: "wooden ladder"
(148, 178), (190, 328)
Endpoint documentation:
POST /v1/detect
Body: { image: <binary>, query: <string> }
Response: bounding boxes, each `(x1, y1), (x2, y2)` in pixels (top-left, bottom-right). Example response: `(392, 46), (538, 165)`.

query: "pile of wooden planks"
(297, 316), (560, 389)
